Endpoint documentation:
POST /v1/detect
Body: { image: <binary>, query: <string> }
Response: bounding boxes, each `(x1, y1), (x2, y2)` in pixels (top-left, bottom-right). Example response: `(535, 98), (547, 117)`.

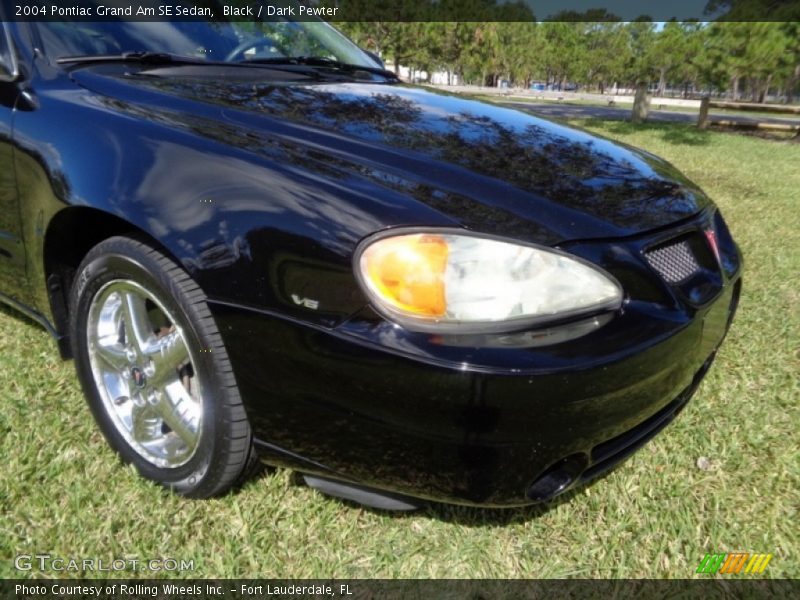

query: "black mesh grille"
(645, 240), (702, 284)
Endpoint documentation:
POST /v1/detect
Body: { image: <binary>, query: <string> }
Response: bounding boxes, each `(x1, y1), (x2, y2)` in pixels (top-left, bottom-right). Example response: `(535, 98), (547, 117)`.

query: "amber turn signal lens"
(361, 234), (449, 317)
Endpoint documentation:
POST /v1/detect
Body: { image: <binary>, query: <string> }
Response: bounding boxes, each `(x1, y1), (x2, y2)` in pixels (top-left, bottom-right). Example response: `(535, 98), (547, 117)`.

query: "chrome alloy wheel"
(86, 280), (204, 468)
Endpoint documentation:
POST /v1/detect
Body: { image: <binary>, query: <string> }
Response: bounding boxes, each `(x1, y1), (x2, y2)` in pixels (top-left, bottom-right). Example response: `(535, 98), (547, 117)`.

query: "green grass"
(1, 121), (798, 579)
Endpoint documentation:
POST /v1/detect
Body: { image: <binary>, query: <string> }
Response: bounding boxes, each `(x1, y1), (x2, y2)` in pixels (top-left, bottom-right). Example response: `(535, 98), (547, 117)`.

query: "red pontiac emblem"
(705, 228), (721, 264)
(131, 367), (146, 389)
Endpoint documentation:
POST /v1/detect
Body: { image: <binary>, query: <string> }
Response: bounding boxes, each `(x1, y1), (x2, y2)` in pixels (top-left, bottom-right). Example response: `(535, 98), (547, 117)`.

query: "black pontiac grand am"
(0, 10), (741, 509)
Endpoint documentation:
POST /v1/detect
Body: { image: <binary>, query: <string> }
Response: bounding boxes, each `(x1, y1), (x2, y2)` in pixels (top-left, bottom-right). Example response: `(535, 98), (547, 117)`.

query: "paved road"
(499, 101), (800, 127)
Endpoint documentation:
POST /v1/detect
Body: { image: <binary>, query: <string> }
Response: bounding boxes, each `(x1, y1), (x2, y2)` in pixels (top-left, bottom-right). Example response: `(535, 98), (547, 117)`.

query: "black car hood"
(72, 66), (711, 244)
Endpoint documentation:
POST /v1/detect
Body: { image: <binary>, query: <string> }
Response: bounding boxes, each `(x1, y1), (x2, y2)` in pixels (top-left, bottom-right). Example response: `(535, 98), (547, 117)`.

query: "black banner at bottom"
(2, 579), (798, 600)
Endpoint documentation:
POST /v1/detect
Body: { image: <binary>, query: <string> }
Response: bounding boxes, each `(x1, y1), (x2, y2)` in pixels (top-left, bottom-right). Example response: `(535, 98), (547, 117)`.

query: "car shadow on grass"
(0, 302), (52, 337)
(284, 467), (620, 526)
(419, 485), (589, 526)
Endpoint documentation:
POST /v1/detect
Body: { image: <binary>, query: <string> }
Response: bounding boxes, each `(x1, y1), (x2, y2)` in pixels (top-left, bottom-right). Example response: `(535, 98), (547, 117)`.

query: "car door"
(0, 20), (25, 300)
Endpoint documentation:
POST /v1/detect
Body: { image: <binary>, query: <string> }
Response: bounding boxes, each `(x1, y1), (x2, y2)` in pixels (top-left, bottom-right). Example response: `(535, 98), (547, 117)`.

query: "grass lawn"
(0, 120), (797, 579)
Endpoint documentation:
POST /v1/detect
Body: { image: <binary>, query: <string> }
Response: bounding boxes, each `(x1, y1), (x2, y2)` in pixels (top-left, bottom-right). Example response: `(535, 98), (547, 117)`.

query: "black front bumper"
(210, 213), (742, 507)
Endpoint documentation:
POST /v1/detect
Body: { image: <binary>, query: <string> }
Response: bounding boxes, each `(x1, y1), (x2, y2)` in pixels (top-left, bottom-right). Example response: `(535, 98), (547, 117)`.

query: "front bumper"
(211, 213), (742, 507)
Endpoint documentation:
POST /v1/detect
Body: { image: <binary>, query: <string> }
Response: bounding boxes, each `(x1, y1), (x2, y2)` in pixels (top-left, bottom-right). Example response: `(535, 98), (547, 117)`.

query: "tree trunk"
(759, 74), (773, 103)
(697, 96), (710, 129)
(657, 67), (667, 97)
(788, 64), (800, 104)
(632, 82), (651, 123)
(730, 75), (739, 100)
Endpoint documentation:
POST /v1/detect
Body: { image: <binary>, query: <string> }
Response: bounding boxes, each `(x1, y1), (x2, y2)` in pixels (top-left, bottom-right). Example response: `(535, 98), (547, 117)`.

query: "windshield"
(36, 3), (377, 68)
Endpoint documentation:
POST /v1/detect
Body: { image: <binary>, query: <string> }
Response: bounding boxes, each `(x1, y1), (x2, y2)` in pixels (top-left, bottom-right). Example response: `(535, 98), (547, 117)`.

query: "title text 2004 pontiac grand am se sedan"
(0, 11), (741, 510)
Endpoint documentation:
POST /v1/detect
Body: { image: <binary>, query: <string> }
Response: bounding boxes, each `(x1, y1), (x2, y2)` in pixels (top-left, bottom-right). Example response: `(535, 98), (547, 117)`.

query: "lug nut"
(148, 390), (162, 406)
(144, 360), (156, 377)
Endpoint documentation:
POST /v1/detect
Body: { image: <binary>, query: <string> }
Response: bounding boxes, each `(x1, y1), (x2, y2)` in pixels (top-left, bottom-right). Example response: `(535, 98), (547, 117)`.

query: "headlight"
(355, 230), (623, 333)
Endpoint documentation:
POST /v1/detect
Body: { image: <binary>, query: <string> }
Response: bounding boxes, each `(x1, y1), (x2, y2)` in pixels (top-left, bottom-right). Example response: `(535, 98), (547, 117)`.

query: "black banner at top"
(4, 0), (800, 22)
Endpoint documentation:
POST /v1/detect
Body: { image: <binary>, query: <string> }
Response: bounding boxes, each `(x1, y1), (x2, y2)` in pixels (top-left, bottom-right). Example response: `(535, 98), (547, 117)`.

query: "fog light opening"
(526, 454), (588, 502)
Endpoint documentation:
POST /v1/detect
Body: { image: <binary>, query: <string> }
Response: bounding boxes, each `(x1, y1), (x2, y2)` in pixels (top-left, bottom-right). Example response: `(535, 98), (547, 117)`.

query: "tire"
(69, 235), (255, 498)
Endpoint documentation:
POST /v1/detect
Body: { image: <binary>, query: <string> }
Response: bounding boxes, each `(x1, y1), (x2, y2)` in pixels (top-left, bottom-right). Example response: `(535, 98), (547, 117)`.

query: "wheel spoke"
(120, 291), (154, 355)
(102, 370), (132, 407)
(159, 434), (190, 461)
(94, 343), (129, 373)
(156, 381), (201, 449)
(131, 403), (161, 444)
(148, 330), (190, 383)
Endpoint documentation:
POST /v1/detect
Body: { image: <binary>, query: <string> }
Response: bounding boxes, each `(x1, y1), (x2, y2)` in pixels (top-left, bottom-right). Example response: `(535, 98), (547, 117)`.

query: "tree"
(625, 20), (657, 88)
(648, 21), (689, 96)
(537, 23), (584, 89)
(671, 22), (705, 97)
(779, 22), (800, 103)
(333, 13), (799, 105)
(703, 22), (789, 102)
(581, 22), (629, 94)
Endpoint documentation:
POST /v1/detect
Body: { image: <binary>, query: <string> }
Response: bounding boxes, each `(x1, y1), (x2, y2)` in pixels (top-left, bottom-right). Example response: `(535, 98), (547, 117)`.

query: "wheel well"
(43, 207), (172, 359)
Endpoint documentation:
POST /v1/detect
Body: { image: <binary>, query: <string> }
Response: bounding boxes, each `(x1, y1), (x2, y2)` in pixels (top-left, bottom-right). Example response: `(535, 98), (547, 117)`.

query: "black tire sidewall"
(71, 247), (226, 495)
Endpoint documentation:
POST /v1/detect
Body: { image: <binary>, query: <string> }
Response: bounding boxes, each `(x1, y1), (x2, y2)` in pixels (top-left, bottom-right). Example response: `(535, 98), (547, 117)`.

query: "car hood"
(71, 66), (712, 244)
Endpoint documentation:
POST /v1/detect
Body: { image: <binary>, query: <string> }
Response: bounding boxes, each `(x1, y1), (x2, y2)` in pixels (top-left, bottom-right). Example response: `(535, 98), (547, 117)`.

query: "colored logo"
(697, 553), (773, 575)
(704, 228), (721, 264)
(131, 367), (146, 389)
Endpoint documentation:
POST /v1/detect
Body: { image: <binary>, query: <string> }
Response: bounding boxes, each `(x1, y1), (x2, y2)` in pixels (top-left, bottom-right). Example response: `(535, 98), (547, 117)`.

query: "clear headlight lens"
(356, 232), (623, 332)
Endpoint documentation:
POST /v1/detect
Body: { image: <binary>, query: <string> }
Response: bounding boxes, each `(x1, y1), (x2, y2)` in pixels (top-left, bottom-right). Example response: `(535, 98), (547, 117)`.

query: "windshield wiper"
(55, 51), (332, 81)
(56, 52), (215, 67)
(56, 52), (399, 81)
(240, 56), (398, 80)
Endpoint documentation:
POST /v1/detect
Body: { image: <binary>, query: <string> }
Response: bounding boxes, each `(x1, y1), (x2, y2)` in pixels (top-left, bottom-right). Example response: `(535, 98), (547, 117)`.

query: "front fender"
(15, 76), (454, 328)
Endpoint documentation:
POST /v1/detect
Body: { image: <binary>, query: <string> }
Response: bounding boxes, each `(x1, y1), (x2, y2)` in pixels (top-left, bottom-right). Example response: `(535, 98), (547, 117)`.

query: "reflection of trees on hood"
(226, 85), (695, 226)
(117, 75), (702, 228)
(398, 112), (694, 226)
